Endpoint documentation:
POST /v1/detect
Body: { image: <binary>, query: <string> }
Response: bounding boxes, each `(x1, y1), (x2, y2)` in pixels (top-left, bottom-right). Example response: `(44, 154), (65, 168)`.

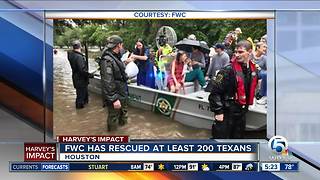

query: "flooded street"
(53, 49), (211, 139)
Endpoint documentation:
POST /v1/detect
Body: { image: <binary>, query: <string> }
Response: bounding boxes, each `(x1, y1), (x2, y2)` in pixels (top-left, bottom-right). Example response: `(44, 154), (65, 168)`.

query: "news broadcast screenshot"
(0, 1), (320, 180)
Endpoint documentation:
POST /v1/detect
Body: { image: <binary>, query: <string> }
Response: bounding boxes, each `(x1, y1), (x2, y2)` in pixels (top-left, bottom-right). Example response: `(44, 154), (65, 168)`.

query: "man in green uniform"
(100, 35), (129, 131)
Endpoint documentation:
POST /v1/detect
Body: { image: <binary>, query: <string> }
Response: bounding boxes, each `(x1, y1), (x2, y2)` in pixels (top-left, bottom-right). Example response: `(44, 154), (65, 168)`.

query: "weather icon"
(201, 164), (210, 171)
(245, 163), (254, 171)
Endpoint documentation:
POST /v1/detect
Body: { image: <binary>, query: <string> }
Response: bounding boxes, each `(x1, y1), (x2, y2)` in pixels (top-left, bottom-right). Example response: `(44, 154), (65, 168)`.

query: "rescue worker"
(208, 40), (258, 139)
(99, 35), (129, 131)
(67, 40), (94, 109)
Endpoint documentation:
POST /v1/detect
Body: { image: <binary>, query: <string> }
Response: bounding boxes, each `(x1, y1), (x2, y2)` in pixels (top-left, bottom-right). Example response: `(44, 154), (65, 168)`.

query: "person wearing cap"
(208, 40), (258, 139)
(67, 40), (94, 109)
(206, 43), (230, 80)
(99, 35), (129, 131)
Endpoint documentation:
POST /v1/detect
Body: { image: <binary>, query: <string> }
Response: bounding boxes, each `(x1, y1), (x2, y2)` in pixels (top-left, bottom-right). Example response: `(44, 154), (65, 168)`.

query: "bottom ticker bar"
(9, 162), (259, 172)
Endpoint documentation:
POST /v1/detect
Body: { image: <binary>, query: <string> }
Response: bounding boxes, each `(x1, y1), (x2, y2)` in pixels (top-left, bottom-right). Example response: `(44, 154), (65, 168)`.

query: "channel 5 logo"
(268, 135), (288, 155)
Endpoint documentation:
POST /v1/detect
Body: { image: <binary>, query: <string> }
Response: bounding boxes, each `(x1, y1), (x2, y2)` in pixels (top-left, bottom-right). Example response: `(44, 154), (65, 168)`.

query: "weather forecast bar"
(9, 162), (259, 172)
(46, 11), (274, 19)
(9, 162), (299, 172)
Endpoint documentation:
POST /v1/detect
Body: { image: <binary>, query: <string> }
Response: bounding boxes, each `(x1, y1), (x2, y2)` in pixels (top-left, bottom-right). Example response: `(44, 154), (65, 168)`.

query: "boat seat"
(183, 82), (195, 94)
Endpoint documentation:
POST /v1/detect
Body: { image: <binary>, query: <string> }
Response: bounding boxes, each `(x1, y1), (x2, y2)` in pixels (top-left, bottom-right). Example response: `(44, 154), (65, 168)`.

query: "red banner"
(56, 136), (129, 143)
(24, 143), (56, 161)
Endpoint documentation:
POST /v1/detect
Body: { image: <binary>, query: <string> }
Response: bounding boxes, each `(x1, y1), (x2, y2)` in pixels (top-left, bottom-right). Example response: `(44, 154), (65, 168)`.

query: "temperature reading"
(285, 163), (294, 170)
(279, 162), (299, 171)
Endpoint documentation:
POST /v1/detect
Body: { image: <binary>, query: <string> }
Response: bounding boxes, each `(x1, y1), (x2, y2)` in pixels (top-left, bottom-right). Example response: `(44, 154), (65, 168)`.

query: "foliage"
(54, 19), (266, 51)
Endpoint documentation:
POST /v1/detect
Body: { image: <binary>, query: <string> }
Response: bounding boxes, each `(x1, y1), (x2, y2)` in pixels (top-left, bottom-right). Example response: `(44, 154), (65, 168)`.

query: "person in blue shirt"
(129, 38), (156, 88)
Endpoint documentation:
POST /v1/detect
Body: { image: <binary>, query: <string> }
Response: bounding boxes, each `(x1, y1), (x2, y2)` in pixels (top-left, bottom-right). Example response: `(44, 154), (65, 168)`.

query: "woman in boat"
(130, 38), (156, 88)
(167, 51), (191, 93)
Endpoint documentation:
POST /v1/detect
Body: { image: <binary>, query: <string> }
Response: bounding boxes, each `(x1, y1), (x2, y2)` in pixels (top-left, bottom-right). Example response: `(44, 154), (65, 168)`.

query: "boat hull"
(89, 77), (266, 131)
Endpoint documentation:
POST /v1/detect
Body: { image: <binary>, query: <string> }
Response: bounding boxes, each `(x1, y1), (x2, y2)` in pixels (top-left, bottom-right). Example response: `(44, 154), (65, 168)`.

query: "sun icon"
(158, 163), (165, 171)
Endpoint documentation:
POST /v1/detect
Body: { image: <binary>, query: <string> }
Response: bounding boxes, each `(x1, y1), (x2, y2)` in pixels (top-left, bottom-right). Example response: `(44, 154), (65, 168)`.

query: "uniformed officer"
(67, 40), (94, 109)
(99, 35), (129, 131)
(208, 40), (258, 139)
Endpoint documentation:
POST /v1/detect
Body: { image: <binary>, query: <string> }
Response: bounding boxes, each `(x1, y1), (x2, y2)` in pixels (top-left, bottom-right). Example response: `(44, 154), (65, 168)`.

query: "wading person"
(67, 40), (94, 109)
(208, 40), (258, 139)
(100, 35), (129, 131)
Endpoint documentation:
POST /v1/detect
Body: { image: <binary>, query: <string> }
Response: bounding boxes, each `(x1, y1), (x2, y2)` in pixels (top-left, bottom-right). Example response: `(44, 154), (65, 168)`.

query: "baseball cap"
(106, 35), (123, 49)
(72, 40), (81, 49)
(214, 43), (225, 50)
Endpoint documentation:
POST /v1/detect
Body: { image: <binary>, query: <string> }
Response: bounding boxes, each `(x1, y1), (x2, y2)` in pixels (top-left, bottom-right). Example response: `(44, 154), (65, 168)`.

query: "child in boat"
(167, 51), (191, 93)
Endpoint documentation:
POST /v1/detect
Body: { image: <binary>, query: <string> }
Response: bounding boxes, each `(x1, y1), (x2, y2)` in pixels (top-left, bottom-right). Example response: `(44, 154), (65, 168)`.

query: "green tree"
(54, 19), (267, 52)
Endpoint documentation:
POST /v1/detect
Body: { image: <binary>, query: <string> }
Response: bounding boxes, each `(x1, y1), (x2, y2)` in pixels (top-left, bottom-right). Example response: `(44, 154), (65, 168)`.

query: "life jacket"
(231, 58), (258, 105)
(156, 44), (172, 61)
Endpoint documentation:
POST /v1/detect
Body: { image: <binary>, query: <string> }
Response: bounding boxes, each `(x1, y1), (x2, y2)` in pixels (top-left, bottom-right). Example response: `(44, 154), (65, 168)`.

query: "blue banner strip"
(59, 143), (258, 153)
